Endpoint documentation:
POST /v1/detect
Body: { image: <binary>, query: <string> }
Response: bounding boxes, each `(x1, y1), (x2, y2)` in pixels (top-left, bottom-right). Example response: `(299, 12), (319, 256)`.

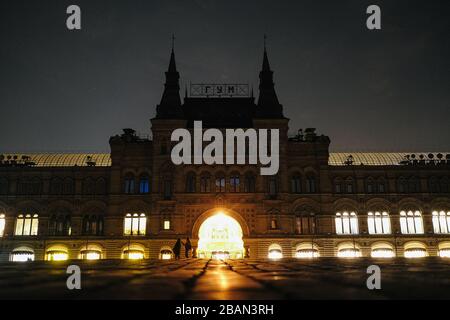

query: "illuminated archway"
(197, 212), (244, 259)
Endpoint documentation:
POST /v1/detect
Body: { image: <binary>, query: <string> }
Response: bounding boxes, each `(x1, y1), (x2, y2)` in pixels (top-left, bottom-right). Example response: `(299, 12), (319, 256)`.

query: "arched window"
(95, 177), (107, 195)
(268, 244), (283, 259)
(0, 214), (5, 237)
(10, 246), (35, 262)
(230, 175), (240, 192)
(215, 175), (225, 193)
(440, 177), (449, 193)
(368, 211), (391, 234)
(82, 177), (95, 194)
(160, 247), (173, 260)
(124, 213), (146, 236)
(139, 175), (150, 194)
(408, 177), (420, 193)
(163, 179), (172, 199)
(305, 175), (316, 193)
(432, 211), (450, 234)
(371, 243), (395, 258)
(18, 177), (42, 195)
(366, 178), (375, 193)
(334, 178), (343, 193)
(377, 178), (386, 193)
(50, 177), (63, 194)
(80, 244), (103, 260)
(337, 242), (361, 258)
(186, 173), (196, 193)
(124, 174), (135, 194)
(15, 214), (38, 236)
(400, 210), (424, 234)
(49, 214), (71, 236)
(62, 177), (74, 194)
(0, 177), (8, 195)
(268, 177), (277, 197)
(46, 245), (69, 261)
(122, 244), (145, 260)
(345, 177), (354, 193)
(429, 177), (440, 193)
(200, 175), (211, 193)
(438, 242), (450, 258)
(295, 214), (316, 234)
(290, 175), (301, 193)
(404, 242), (427, 258)
(397, 177), (407, 193)
(244, 174), (256, 193)
(295, 243), (320, 259)
(82, 215), (104, 235)
(335, 212), (359, 235)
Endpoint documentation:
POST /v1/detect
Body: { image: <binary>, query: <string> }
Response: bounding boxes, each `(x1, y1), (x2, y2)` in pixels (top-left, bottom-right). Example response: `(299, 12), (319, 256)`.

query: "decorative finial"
(171, 33), (175, 51)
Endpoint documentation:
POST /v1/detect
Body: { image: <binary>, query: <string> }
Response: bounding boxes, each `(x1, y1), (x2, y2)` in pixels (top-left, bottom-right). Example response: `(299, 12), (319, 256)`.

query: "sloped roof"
(0, 152), (447, 167)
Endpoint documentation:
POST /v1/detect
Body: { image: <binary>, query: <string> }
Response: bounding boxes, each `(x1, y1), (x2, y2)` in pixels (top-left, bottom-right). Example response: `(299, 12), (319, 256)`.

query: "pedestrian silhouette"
(173, 238), (181, 259)
(185, 237), (192, 258)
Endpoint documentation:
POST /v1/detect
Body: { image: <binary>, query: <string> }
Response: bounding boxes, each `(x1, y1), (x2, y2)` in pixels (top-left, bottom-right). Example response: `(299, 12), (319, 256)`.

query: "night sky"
(0, 0), (449, 153)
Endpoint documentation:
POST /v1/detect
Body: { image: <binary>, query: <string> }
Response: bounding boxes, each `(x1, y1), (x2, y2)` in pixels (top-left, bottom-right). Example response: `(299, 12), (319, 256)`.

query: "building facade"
(1, 47), (450, 262)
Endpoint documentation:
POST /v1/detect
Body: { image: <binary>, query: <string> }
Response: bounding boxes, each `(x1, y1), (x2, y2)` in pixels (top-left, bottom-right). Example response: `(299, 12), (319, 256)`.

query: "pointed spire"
(257, 36), (283, 118)
(156, 36), (183, 119)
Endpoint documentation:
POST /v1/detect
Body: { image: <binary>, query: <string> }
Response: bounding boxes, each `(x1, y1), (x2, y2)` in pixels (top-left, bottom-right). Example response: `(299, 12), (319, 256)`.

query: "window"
(400, 210), (424, 234)
(82, 215), (104, 235)
(296, 214), (316, 234)
(95, 177), (107, 195)
(404, 242), (427, 258)
(429, 177), (440, 193)
(345, 178), (354, 193)
(337, 243), (361, 258)
(124, 213), (146, 236)
(139, 175), (150, 194)
(408, 177), (420, 193)
(230, 175), (240, 192)
(163, 220), (171, 230)
(268, 244), (283, 259)
(291, 175), (301, 193)
(371, 247), (395, 258)
(0, 178), (8, 195)
(397, 177), (407, 193)
(441, 177), (450, 193)
(295, 243), (319, 259)
(82, 177), (95, 194)
(163, 179), (172, 199)
(378, 179), (386, 193)
(244, 175), (256, 193)
(268, 177), (277, 197)
(62, 178), (74, 194)
(368, 211), (391, 234)
(335, 212), (359, 235)
(122, 244), (145, 260)
(50, 178), (63, 194)
(80, 245), (103, 260)
(124, 174), (135, 194)
(0, 214), (5, 237)
(200, 176), (211, 192)
(432, 211), (450, 234)
(270, 219), (278, 230)
(305, 176), (316, 193)
(15, 214), (38, 236)
(215, 176), (225, 193)
(366, 178), (374, 193)
(17, 177), (42, 195)
(160, 249), (173, 260)
(10, 247), (35, 262)
(186, 173), (196, 193)
(46, 248), (69, 261)
(49, 215), (71, 236)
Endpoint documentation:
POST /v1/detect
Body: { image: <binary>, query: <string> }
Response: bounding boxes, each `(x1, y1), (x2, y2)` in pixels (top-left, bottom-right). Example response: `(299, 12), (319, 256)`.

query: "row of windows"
(0, 177), (107, 195)
(1, 211), (450, 237)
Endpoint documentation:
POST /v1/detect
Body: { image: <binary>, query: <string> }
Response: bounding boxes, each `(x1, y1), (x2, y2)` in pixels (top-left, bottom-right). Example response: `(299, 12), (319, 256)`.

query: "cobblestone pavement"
(0, 258), (449, 299)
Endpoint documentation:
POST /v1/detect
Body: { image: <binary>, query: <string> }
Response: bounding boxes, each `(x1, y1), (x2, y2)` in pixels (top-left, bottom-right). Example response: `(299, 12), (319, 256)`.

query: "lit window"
(124, 213), (146, 236)
(432, 211), (450, 234)
(160, 249), (173, 260)
(270, 219), (278, 230)
(368, 211), (391, 234)
(400, 210), (424, 234)
(0, 214), (5, 237)
(139, 175), (150, 194)
(10, 247), (35, 262)
(164, 220), (171, 230)
(268, 244), (283, 259)
(337, 248), (361, 258)
(215, 176), (225, 193)
(123, 249), (144, 260)
(335, 212), (359, 235)
(371, 247), (395, 258)
(15, 214), (39, 236)
(404, 248), (427, 258)
(230, 175), (240, 192)
(295, 243), (319, 259)
(46, 250), (69, 261)
(439, 249), (450, 258)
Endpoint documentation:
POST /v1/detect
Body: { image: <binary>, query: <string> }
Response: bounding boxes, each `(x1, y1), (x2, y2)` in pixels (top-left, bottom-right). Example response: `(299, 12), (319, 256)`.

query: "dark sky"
(0, 0), (449, 153)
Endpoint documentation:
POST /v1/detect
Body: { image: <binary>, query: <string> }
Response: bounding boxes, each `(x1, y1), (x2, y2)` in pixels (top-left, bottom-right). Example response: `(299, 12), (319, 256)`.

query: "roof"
(329, 152), (448, 166)
(0, 152), (447, 167)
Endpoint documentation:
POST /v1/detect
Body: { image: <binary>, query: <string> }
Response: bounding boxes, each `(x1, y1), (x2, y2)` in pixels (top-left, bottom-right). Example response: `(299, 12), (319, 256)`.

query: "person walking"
(184, 237), (192, 258)
(173, 238), (182, 259)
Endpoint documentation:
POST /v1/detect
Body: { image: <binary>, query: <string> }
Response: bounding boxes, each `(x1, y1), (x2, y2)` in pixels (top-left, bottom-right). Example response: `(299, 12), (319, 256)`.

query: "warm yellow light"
(198, 212), (244, 259)
(126, 250), (144, 260)
(404, 249), (427, 258)
(47, 251), (68, 261)
(84, 251), (101, 260)
(337, 249), (361, 258)
(371, 249), (395, 258)
(295, 250), (319, 259)
(268, 250), (283, 260)
(161, 253), (172, 260)
(439, 249), (450, 258)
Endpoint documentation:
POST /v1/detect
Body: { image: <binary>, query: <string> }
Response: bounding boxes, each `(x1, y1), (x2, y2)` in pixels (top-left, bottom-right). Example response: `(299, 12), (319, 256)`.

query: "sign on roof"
(189, 84), (249, 97)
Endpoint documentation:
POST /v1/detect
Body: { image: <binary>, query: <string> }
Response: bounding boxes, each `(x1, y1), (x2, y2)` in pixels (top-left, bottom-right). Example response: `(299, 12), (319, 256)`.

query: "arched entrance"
(197, 212), (245, 259)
